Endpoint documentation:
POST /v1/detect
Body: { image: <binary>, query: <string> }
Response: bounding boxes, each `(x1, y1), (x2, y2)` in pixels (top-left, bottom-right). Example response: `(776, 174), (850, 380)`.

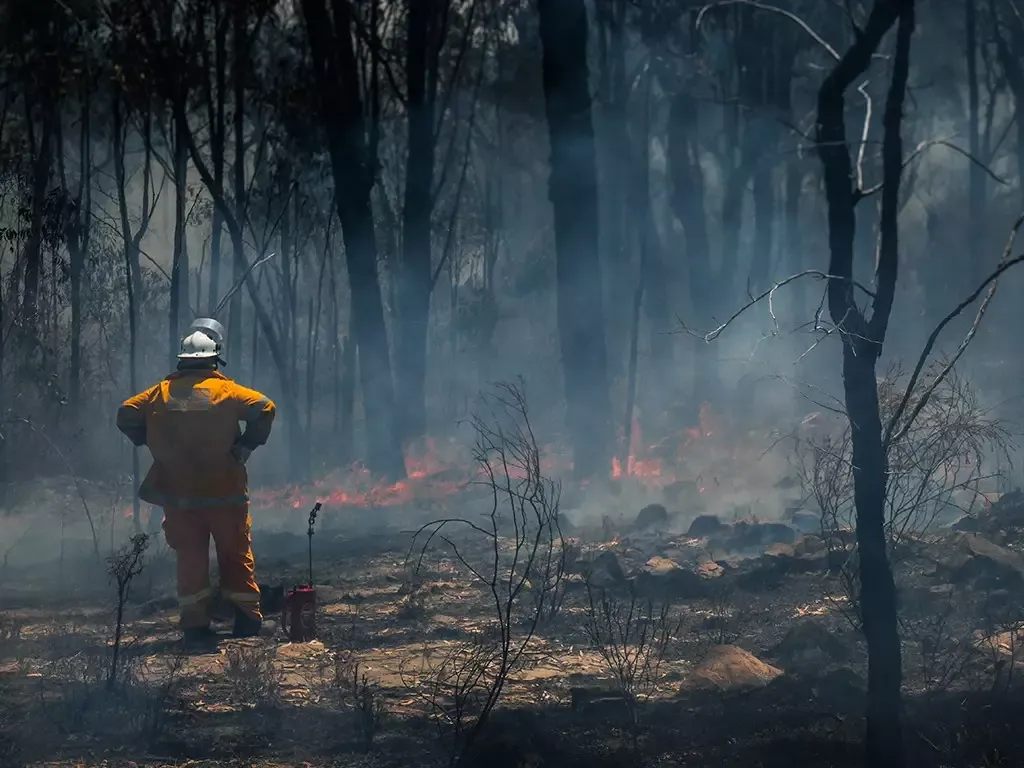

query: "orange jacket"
(116, 370), (276, 508)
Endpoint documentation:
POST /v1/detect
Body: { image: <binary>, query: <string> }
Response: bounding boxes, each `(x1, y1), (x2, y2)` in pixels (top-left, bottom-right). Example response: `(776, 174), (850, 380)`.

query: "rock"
(460, 711), (569, 768)
(633, 557), (707, 599)
(733, 560), (786, 593)
(935, 532), (1024, 587)
(644, 555), (682, 575)
(988, 489), (1024, 527)
(569, 685), (631, 716)
(682, 645), (783, 692)
(773, 620), (852, 671)
(711, 521), (797, 553)
(763, 535), (830, 573)
(688, 514), (729, 538)
(586, 550), (627, 587)
(724, 524), (794, 552)
(696, 561), (725, 579)
(632, 504), (669, 531)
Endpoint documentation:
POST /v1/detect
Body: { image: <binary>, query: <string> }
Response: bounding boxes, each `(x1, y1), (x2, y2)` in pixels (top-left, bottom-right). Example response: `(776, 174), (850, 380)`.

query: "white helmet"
(189, 317), (226, 347)
(177, 330), (221, 360)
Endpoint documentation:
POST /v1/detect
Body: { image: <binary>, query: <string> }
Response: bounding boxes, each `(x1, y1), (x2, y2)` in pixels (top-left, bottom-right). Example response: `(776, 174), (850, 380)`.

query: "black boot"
(183, 625), (218, 648)
(232, 607), (263, 638)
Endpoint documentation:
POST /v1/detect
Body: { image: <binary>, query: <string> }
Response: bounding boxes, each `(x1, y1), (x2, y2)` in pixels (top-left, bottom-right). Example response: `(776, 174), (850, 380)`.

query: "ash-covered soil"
(4, 476), (1024, 767)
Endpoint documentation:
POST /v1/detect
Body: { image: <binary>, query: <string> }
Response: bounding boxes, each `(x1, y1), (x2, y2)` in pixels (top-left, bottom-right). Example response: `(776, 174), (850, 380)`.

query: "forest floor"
(4, 462), (1024, 767)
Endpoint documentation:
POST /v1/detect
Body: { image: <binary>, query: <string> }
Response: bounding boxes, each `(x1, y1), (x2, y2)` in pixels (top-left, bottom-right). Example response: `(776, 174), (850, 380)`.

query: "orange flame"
(121, 403), (743, 516)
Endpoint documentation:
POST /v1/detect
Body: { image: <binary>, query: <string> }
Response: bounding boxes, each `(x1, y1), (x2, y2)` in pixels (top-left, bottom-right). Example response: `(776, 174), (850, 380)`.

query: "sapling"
(106, 533), (149, 689)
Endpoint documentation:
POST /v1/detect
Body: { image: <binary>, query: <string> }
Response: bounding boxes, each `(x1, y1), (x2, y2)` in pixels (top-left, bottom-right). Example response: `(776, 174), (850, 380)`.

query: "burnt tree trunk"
(228, 0), (246, 368)
(65, 89), (91, 413)
(595, 0), (631, 382)
(302, 0), (405, 479)
(537, 0), (614, 479)
(22, 107), (54, 327)
(169, 119), (189, 368)
(965, 0), (984, 288)
(783, 158), (806, 326)
(206, 5), (228, 312)
(396, 0), (439, 445)
(667, 93), (718, 415)
(816, 2), (914, 767)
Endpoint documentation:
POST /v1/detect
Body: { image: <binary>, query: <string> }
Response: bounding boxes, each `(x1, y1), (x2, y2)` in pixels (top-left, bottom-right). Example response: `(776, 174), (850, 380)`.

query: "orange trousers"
(162, 505), (262, 629)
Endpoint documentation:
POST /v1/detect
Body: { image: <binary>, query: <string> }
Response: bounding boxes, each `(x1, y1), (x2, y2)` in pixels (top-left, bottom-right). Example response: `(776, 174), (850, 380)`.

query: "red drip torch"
(283, 501), (321, 642)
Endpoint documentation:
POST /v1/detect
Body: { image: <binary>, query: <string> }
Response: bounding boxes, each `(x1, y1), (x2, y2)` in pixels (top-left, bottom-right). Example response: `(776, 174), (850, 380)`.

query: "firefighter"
(116, 318), (276, 646)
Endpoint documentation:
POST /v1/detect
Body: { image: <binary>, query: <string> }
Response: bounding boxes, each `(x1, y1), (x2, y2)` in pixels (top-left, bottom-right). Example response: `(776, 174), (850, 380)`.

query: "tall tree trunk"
(169, 120), (189, 368)
(784, 156), (805, 325)
(816, 3), (913, 766)
(301, 0), (406, 479)
(22, 108), (54, 326)
(537, 0), (614, 479)
(595, 0), (630, 383)
(966, 0), (984, 289)
(207, 9), (228, 313)
(396, 0), (437, 445)
(667, 93), (718, 416)
(749, 162), (775, 292)
(228, 0), (246, 368)
(113, 91), (142, 533)
(66, 89), (91, 413)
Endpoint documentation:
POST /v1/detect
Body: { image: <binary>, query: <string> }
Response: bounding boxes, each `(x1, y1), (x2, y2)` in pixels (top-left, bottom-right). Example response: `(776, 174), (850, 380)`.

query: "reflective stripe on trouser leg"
(162, 507), (213, 629)
(178, 587), (213, 628)
(208, 505), (262, 620)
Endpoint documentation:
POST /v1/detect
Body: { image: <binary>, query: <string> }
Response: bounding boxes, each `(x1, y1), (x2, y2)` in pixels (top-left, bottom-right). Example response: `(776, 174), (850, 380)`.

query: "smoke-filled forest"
(4, 0), (1024, 766)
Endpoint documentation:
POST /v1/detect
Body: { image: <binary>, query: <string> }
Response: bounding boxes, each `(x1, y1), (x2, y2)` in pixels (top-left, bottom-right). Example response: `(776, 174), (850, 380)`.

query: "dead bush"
(106, 533), (148, 688)
(224, 642), (282, 708)
(900, 585), (981, 694)
(581, 580), (681, 740)
(315, 650), (387, 752)
(795, 365), (1009, 626)
(36, 635), (187, 746)
(692, 582), (738, 648)
(404, 381), (567, 766)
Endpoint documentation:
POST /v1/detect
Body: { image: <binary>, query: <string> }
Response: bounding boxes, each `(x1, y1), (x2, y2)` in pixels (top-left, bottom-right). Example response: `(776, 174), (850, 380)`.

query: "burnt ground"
(4, 481), (1024, 768)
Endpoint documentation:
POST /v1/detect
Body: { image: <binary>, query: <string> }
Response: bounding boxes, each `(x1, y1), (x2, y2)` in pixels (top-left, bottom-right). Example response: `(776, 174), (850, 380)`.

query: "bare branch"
(884, 212), (1024, 450)
(696, 0), (840, 61)
(858, 138), (1010, 200)
(678, 269), (876, 343)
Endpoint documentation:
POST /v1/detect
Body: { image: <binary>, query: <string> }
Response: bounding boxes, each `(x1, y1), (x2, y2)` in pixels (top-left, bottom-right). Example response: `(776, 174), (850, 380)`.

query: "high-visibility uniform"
(116, 369), (276, 629)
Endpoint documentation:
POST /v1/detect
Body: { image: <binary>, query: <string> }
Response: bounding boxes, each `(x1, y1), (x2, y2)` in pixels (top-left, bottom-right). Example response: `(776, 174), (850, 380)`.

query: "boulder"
(763, 534), (830, 573)
(772, 620), (852, 671)
(682, 645), (783, 692)
(585, 551), (627, 587)
(696, 561), (725, 579)
(633, 556), (707, 599)
(711, 521), (797, 553)
(687, 514), (729, 538)
(632, 503), (669, 531)
(934, 532), (1024, 587)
